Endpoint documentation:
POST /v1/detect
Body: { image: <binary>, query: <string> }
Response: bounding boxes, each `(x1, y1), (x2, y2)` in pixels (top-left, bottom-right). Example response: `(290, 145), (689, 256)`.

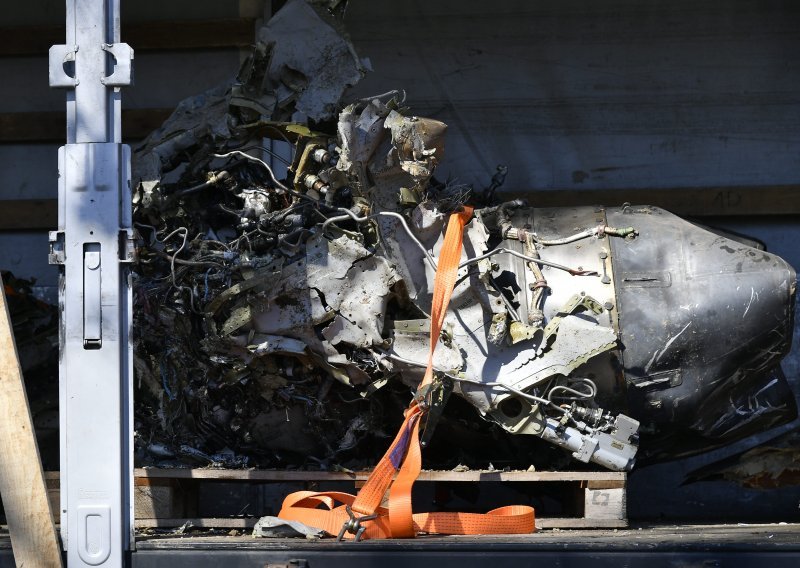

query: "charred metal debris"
(129, 0), (797, 472)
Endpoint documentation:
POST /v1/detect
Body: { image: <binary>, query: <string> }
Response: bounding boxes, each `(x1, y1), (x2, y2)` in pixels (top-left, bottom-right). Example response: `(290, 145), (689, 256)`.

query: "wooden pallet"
(45, 468), (627, 531)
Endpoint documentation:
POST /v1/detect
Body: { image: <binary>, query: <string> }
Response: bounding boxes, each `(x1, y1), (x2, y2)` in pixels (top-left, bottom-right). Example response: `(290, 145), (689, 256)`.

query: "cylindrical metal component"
(302, 174), (329, 194)
(539, 420), (635, 471)
(312, 148), (331, 164)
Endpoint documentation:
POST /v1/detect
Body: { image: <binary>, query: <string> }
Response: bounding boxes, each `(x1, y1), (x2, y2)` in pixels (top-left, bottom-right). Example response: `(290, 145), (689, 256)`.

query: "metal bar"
(50, 1), (134, 566)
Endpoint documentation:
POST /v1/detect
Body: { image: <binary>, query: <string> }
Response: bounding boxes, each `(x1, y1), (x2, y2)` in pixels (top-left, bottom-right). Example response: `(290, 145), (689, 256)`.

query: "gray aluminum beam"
(49, 1), (134, 566)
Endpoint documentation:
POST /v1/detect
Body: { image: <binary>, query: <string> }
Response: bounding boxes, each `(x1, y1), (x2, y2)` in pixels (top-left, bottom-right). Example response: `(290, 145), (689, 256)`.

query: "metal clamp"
(119, 229), (137, 263)
(336, 505), (377, 542)
(48, 231), (66, 265)
(48, 45), (79, 87)
(100, 43), (134, 86)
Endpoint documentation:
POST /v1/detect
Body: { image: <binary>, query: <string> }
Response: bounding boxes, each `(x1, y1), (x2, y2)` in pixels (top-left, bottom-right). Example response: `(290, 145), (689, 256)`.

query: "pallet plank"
(135, 518), (256, 530)
(133, 517), (628, 530)
(537, 518), (627, 529)
(0, 274), (63, 566)
(135, 485), (182, 520)
(584, 488), (626, 522)
(132, 468), (625, 483)
(47, 468), (627, 531)
(586, 480), (626, 490)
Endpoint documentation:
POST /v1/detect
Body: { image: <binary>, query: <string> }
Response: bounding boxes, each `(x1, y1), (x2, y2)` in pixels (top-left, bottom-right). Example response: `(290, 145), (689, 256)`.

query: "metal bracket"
(48, 231), (65, 265)
(419, 376), (453, 448)
(538, 293), (604, 355)
(572, 434), (600, 463)
(119, 229), (136, 263)
(48, 45), (79, 88)
(100, 43), (134, 87)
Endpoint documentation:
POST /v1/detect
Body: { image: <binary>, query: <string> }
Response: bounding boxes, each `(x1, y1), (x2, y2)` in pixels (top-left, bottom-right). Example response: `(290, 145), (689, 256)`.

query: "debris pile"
(129, 0), (796, 471)
(129, 1), (450, 469)
(129, 0), (629, 472)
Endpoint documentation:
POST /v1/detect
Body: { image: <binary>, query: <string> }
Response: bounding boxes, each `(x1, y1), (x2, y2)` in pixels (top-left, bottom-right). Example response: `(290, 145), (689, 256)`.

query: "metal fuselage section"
(476, 205), (796, 464)
(606, 206), (797, 459)
(383, 203), (796, 470)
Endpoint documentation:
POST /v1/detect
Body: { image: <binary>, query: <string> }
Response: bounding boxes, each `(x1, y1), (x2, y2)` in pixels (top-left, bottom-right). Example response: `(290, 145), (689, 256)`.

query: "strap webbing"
(278, 206), (536, 539)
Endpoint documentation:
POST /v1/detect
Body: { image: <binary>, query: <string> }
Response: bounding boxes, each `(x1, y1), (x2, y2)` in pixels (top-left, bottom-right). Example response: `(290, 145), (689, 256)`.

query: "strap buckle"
(336, 505), (378, 542)
(417, 376), (453, 448)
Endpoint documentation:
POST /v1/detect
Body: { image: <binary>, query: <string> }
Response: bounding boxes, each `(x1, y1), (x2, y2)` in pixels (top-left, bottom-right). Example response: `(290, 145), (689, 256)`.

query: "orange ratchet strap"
(278, 206), (536, 540)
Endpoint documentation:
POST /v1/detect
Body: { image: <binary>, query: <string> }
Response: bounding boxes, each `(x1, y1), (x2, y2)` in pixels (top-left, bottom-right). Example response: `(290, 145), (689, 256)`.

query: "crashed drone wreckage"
(129, 3), (797, 475)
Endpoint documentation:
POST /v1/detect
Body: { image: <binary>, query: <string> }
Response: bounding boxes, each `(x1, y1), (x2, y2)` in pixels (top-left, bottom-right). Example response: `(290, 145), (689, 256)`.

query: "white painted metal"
(49, 0), (134, 566)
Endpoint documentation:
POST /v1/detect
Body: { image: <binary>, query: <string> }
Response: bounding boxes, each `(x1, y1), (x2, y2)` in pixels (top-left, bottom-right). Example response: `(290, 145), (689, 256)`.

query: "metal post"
(49, 1), (134, 566)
